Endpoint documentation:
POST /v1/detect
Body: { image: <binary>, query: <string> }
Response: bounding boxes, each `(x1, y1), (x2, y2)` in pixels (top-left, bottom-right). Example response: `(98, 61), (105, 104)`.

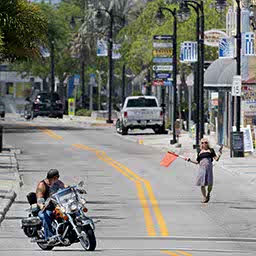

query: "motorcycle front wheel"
(37, 242), (54, 251)
(79, 229), (96, 251)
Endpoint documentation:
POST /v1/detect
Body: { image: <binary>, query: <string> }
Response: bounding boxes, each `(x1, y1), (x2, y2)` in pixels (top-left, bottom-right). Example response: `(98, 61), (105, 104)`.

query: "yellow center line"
(161, 250), (180, 256)
(176, 251), (193, 256)
(39, 128), (63, 140)
(72, 144), (156, 236)
(101, 153), (169, 236)
(39, 133), (193, 255)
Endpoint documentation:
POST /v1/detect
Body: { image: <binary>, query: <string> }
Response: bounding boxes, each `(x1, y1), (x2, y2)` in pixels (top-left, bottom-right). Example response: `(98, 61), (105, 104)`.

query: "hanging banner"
(180, 42), (197, 62)
(219, 37), (234, 59)
(97, 39), (108, 56)
(113, 44), (121, 59)
(243, 32), (256, 56)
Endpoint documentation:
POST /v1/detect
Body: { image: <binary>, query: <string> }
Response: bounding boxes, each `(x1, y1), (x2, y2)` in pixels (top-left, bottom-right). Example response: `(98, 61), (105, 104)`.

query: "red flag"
(160, 152), (178, 167)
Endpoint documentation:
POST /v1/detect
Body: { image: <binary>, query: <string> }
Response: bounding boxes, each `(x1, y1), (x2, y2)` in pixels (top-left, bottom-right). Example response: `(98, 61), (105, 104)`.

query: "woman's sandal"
(201, 195), (210, 203)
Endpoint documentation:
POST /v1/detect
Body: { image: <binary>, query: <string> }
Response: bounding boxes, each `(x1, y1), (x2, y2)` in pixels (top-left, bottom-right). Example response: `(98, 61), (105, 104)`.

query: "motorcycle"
(21, 182), (96, 251)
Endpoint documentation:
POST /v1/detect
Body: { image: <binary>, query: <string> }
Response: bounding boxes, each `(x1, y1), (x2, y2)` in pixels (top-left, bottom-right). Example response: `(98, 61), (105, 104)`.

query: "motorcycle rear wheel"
(79, 229), (96, 251)
(37, 242), (54, 251)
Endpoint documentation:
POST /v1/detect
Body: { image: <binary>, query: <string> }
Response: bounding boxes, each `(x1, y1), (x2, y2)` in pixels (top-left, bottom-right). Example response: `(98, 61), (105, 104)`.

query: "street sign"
(232, 75), (242, 96)
(153, 65), (173, 71)
(153, 80), (164, 86)
(164, 81), (172, 86)
(154, 35), (173, 40)
(153, 57), (173, 63)
(153, 42), (173, 48)
(232, 76), (242, 96)
(153, 48), (173, 57)
(154, 73), (172, 79)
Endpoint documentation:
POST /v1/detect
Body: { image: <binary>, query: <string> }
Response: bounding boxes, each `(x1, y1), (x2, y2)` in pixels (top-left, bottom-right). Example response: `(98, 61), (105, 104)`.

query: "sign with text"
(153, 57), (173, 63)
(231, 131), (244, 152)
(154, 73), (172, 79)
(153, 48), (173, 57)
(153, 80), (164, 86)
(241, 126), (254, 152)
(204, 29), (229, 47)
(153, 42), (173, 48)
(232, 75), (242, 96)
(153, 65), (173, 71)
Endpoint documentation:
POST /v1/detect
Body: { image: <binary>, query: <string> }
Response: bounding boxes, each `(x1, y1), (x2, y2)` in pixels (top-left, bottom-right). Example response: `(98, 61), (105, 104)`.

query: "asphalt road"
(0, 116), (256, 256)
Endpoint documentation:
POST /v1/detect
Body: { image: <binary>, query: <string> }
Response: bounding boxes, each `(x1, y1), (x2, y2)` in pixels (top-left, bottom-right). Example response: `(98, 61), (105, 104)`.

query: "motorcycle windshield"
(52, 187), (77, 208)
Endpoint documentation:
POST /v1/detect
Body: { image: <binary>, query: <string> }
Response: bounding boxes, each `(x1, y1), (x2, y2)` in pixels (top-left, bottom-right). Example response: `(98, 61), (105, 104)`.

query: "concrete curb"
(0, 191), (17, 224)
(0, 146), (23, 225)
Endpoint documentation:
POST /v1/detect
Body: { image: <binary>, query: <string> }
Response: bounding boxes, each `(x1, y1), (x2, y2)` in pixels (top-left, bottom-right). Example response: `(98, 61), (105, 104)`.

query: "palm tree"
(0, 0), (47, 61)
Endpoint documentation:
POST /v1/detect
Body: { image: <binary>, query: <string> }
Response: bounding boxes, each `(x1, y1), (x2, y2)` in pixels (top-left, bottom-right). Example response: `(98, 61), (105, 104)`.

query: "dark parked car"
(24, 91), (63, 120)
(0, 103), (5, 118)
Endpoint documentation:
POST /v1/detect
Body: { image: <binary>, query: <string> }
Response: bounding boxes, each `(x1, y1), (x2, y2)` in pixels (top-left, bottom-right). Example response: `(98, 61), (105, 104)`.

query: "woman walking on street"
(186, 138), (222, 203)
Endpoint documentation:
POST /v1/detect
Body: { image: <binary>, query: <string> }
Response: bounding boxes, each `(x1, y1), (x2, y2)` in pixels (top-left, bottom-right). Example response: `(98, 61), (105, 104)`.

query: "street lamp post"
(50, 39), (55, 116)
(179, 1), (205, 145)
(178, 2), (201, 148)
(70, 16), (86, 109)
(96, 10), (125, 124)
(155, 7), (177, 144)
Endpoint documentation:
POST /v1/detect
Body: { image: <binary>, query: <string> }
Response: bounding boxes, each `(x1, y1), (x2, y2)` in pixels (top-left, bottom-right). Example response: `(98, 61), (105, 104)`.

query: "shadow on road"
(2, 124), (106, 134)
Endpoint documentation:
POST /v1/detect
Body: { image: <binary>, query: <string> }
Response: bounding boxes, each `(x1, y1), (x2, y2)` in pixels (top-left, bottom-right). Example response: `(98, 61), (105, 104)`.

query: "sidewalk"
(121, 130), (256, 184)
(62, 115), (116, 127)
(0, 146), (22, 224)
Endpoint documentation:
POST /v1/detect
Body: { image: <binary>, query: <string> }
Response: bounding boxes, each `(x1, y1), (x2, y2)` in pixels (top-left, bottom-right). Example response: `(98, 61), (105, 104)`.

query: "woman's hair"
(200, 138), (210, 150)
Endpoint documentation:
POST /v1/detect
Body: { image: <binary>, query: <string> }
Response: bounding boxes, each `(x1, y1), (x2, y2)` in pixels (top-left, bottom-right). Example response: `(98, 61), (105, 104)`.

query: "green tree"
(0, 0), (47, 61)
(13, 1), (81, 98)
(119, 0), (227, 74)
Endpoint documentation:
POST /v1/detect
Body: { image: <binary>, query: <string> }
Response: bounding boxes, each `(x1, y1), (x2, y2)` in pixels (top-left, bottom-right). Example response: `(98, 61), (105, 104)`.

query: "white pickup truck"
(116, 96), (164, 135)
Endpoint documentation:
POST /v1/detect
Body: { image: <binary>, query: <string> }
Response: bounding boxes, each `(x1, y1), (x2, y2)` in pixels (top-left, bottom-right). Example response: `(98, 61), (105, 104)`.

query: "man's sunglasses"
(201, 141), (208, 144)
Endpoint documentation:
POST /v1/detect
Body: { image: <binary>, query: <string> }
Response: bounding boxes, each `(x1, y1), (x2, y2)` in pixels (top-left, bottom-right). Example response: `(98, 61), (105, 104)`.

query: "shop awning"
(204, 58), (236, 90)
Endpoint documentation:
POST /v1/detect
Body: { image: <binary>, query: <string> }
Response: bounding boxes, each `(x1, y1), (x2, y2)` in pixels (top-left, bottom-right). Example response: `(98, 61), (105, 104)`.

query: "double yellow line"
(161, 251), (192, 256)
(72, 144), (169, 237)
(39, 128), (63, 140)
(38, 129), (193, 255)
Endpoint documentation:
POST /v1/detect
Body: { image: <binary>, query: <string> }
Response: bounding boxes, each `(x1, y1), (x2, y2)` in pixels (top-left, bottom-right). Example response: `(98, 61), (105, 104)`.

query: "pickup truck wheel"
(153, 127), (161, 134)
(116, 119), (121, 134)
(121, 124), (128, 135)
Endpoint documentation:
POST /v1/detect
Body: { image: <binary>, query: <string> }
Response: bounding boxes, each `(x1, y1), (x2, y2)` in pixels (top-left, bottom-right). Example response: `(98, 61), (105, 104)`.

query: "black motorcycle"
(21, 183), (96, 251)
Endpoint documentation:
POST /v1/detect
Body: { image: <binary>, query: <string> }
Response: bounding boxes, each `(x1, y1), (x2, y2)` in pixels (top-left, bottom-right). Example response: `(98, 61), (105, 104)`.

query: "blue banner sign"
(219, 37), (234, 59)
(153, 57), (173, 63)
(243, 32), (255, 56)
(164, 81), (172, 86)
(155, 73), (172, 79)
(180, 41), (197, 62)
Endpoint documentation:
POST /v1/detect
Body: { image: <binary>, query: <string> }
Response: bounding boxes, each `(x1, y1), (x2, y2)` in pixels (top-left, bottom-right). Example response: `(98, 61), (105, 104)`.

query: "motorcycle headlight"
(60, 206), (66, 213)
(69, 203), (78, 212)
(80, 198), (86, 205)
